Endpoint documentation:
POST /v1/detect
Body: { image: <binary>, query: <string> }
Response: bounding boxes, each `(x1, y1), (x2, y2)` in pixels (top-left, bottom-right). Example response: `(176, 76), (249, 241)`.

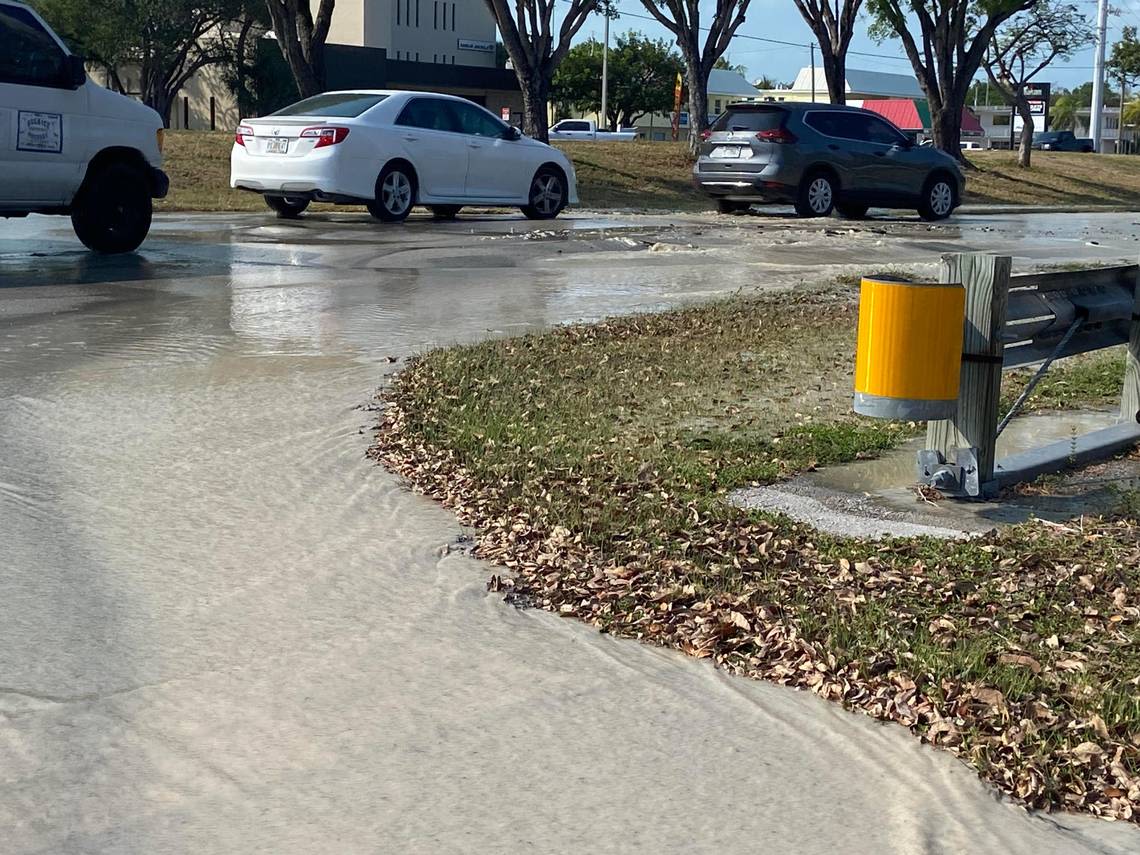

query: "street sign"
(1012, 82), (1051, 134)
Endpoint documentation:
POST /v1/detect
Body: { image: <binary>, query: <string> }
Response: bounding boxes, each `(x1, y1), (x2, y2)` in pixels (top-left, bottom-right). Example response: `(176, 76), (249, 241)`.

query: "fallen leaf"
(1071, 742), (1104, 764)
(998, 652), (1042, 674)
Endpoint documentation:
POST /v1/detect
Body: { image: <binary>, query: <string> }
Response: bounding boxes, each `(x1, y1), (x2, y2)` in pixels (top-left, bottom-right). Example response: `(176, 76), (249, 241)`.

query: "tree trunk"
(1015, 96), (1033, 168)
(822, 49), (845, 105)
(518, 73), (550, 142)
(685, 64), (709, 155)
(931, 103), (963, 158)
(147, 90), (175, 128)
(289, 53), (323, 98)
(265, 2), (325, 98)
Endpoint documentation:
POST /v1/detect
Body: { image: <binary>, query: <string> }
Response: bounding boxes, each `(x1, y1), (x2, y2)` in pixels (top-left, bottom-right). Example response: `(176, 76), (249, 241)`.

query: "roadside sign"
(501, 107), (510, 122)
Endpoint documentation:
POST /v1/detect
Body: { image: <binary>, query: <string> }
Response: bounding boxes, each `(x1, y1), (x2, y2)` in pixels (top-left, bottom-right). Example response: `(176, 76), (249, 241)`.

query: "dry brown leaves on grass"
(369, 294), (1140, 824)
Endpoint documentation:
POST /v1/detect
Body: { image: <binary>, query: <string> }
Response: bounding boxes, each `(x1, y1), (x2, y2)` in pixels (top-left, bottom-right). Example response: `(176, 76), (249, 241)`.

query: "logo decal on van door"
(17, 112), (63, 153)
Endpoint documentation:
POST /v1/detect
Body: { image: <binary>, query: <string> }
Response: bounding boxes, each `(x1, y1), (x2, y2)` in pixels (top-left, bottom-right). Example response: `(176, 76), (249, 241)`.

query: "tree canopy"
(34, 0), (248, 125)
(639, 0), (753, 150)
(868, 0), (1035, 153)
(983, 1), (1093, 166)
(551, 32), (683, 130)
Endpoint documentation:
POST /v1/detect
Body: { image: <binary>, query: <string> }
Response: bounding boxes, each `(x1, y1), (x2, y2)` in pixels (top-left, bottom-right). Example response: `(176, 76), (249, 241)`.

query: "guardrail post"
(926, 253), (1012, 489)
(1123, 264), (1140, 424)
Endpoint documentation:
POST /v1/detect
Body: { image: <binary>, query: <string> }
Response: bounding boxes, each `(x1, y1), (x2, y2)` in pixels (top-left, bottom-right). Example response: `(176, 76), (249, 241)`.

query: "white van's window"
(0, 4), (68, 87)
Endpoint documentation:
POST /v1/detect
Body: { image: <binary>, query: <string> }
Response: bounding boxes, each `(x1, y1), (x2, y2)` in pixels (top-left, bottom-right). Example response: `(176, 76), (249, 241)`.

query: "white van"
(0, 1), (168, 253)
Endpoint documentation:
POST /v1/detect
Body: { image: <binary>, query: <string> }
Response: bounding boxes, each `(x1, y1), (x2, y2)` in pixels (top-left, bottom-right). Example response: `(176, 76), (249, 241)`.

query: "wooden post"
(927, 253), (1012, 488)
(1122, 264), (1140, 424)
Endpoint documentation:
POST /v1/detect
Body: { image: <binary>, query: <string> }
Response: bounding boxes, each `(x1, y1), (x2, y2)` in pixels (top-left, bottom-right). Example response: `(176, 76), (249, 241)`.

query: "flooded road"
(2, 211), (1138, 854)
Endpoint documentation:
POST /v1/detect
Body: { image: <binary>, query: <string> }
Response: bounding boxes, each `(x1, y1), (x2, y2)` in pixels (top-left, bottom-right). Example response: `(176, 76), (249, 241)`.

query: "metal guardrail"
(916, 254), (1140, 498)
(1003, 265), (1137, 368)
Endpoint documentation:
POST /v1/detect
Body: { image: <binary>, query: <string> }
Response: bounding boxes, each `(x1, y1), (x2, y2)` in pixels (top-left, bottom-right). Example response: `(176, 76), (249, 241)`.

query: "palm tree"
(1050, 94), (1078, 130)
(1124, 98), (1140, 126)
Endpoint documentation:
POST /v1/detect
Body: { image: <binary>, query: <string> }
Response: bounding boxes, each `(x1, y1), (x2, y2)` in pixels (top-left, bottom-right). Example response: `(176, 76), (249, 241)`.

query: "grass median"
(158, 131), (1140, 213)
(372, 283), (1139, 824)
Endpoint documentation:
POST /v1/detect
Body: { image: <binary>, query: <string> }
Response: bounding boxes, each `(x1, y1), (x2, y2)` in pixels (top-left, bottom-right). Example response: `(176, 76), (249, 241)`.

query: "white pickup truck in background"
(549, 119), (638, 142)
(0, 0), (168, 253)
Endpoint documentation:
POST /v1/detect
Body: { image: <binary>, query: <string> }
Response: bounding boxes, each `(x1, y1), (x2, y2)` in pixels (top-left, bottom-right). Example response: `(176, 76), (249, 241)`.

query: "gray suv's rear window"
(711, 108), (784, 132)
(272, 93), (388, 117)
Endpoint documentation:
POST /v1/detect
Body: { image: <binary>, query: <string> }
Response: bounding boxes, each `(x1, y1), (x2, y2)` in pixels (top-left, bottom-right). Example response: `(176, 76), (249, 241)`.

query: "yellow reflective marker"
(854, 276), (965, 420)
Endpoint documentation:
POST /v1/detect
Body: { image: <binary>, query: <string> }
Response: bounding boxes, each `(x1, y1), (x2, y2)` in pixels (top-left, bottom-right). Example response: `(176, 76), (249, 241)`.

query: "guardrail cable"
(996, 317), (1085, 437)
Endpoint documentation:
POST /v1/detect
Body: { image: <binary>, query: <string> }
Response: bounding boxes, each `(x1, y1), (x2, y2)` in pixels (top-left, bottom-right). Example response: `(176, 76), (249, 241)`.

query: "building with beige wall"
(90, 0), (515, 131)
(320, 0), (497, 66)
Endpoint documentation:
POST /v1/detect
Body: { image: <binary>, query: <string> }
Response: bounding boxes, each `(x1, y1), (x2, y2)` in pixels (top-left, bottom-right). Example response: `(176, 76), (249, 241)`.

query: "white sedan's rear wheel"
(265, 196), (309, 219)
(367, 163), (416, 222)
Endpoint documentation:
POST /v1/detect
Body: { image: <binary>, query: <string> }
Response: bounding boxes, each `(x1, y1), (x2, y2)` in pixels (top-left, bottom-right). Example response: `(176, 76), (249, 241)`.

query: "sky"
(571, 0), (1137, 93)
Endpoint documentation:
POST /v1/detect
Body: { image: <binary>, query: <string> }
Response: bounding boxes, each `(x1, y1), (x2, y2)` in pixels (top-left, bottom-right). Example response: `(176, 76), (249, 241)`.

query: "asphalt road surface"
(2, 210), (1138, 854)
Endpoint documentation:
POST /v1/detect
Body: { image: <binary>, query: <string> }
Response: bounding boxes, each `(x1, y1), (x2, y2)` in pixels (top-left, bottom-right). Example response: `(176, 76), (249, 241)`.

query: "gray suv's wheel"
(918, 174), (956, 221)
(70, 162), (153, 254)
(367, 163), (416, 222)
(836, 202), (869, 219)
(716, 199), (751, 214)
(794, 171), (836, 218)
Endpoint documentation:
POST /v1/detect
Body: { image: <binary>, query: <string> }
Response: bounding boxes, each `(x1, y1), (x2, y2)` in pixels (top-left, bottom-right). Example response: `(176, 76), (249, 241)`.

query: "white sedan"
(230, 90), (579, 222)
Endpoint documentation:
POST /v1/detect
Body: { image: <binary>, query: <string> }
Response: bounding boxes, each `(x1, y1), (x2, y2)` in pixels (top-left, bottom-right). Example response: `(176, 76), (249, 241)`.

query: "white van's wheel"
(71, 163), (153, 254)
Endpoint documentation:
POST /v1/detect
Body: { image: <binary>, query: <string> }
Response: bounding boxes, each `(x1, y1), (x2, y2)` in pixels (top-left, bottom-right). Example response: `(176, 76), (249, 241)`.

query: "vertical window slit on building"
(415, 0), (419, 27)
(451, 3), (456, 29)
(434, 1), (438, 29)
(396, 0), (400, 24)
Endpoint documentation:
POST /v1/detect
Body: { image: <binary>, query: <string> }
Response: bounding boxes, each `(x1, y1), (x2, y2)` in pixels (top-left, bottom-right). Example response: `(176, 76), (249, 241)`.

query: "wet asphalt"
(2, 209), (1139, 854)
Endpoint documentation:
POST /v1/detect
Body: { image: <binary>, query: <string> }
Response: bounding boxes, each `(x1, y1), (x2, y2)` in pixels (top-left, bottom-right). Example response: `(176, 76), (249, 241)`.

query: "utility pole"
(1119, 70), (1126, 153)
(1091, 0), (1109, 152)
(810, 43), (816, 102)
(601, 13), (609, 131)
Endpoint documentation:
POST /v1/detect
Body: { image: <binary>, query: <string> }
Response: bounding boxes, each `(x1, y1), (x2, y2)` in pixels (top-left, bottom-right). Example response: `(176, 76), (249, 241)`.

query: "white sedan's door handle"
(468, 143), (482, 149)
(403, 135), (419, 142)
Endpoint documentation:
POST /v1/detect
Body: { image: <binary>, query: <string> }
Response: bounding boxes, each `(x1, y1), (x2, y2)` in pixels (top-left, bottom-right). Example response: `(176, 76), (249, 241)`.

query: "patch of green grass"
(376, 282), (1140, 821)
(1002, 349), (1126, 413)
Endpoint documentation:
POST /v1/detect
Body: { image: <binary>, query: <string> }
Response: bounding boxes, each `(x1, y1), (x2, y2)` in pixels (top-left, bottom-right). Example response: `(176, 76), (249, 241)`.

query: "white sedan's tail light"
(300, 126), (350, 148)
(235, 124), (254, 146)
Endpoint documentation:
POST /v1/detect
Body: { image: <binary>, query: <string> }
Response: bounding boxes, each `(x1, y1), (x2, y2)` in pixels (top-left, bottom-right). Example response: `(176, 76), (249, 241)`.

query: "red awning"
(861, 99), (923, 130)
(860, 99), (983, 135)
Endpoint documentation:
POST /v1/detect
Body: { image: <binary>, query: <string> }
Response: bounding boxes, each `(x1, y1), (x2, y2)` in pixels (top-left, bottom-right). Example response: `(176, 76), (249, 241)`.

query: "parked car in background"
(548, 119), (638, 142)
(1032, 130), (1094, 152)
(960, 140), (987, 151)
(231, 90), (578, 222)
(0, 0), (168, 253)
(693, 102), (964, 220)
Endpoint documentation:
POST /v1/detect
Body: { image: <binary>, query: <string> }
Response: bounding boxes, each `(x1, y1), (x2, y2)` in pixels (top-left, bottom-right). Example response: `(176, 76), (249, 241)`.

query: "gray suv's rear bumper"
(692, 170), (796, 202)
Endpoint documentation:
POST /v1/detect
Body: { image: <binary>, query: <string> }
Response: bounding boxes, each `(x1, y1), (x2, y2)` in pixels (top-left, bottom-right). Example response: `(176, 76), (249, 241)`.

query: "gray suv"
(692, 102), (965, 220)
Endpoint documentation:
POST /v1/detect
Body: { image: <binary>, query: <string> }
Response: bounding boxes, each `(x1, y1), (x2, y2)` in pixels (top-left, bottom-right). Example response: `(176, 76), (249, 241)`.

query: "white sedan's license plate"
(711, 145), (743, 159)
(266, 138), (289, 154)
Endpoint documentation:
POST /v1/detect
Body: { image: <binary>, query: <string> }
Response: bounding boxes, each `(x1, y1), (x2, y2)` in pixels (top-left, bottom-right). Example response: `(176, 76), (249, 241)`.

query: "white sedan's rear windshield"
(272, 93), (388, 118)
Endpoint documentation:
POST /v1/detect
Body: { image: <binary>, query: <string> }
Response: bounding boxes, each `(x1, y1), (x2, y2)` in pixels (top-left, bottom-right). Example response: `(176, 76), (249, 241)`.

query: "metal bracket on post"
(917, 447), (981, 497)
